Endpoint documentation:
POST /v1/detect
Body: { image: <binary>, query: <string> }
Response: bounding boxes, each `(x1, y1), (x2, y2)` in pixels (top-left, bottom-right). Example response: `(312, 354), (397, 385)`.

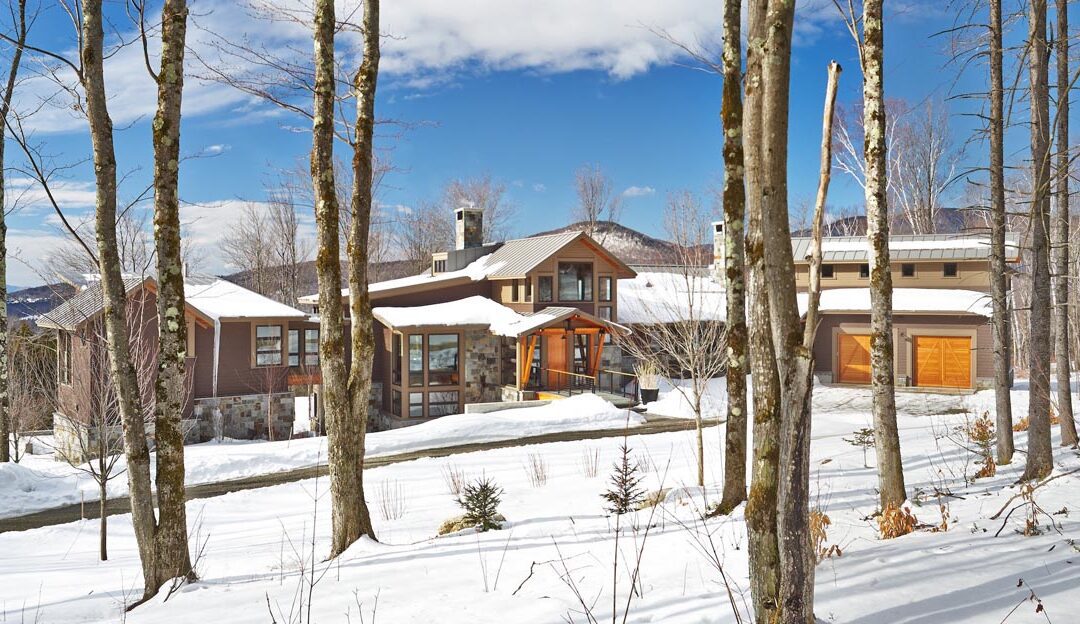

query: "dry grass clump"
(1014, 410), (1062, 432)
(524, 452), (549, 488)
(442, 463), (468, 497)
(810, 508), (842, 562)
(878, 503), (918, 539)
(378, 480), (407, 521)
(580, 447), (600, 478)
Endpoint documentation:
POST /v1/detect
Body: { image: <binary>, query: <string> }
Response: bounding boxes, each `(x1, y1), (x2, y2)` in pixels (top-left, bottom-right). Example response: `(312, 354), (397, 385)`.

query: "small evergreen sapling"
(602, 440), (646, 514)
(457, 476), (504, 532)
(844, 427), (876, 468)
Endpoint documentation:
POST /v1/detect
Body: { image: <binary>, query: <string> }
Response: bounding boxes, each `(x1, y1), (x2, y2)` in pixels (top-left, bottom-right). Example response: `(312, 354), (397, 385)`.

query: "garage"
(837, 333), (872, 384)
(914, 336), (972, 389)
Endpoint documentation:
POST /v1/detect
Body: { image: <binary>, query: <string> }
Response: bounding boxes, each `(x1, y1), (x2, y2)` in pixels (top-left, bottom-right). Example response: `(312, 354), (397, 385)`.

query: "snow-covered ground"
(0, 394), (641, 519)
(1, 382), (1077, 623)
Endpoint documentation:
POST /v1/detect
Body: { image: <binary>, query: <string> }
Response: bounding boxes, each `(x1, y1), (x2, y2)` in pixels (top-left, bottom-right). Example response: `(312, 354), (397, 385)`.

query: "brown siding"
(213, 320), (292, 397)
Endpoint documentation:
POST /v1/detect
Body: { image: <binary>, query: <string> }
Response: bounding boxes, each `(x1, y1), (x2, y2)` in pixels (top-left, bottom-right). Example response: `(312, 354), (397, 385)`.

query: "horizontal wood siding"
(795, 261), (990, 292)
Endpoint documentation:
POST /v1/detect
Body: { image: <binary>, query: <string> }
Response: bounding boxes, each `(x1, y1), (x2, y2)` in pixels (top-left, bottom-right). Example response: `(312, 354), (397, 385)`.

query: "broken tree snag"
(803, 60), (842, 350)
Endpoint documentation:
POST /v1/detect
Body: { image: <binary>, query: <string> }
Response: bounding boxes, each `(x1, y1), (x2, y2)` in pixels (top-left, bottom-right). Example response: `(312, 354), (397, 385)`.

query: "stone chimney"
(455, 204), (484, 250)
(712, 220), (725, 282)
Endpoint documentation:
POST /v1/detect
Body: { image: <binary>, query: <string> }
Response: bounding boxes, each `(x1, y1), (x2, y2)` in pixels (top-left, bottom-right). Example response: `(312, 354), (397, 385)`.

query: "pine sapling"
(602, 440), (645, 515)
(457, 476), (504, 532)
(844, 427), (876, 468)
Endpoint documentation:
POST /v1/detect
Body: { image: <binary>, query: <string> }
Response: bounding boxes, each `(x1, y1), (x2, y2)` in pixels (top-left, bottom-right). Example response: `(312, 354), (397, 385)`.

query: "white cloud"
(622, 185), (655, 198)
(5, 228), (78, 286)
(533, 183), (547, 193)
(181, 199), (318, 274)
(4, 177), (97, 213)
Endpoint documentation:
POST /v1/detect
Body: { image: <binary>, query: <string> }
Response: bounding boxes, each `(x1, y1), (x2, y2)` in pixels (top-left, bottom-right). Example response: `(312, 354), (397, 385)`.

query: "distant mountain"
(792, 207), (974, 238)
(8, 283), (77, 322)
(532, 221), (706, 265)
(222, 259), (418, 304)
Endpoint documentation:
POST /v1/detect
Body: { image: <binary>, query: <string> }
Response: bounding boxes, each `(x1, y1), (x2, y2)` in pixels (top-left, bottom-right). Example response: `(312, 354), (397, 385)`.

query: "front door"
(545, 333), (568, 389)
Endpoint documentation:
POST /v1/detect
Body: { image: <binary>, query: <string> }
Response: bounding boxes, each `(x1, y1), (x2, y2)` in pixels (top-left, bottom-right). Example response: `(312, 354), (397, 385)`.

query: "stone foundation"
(192, 392), (295, 442)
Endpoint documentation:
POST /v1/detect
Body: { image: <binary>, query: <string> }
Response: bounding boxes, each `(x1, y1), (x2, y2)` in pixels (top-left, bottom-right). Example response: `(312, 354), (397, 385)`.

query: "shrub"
(457, 476), (504, 532)
(602, 441), (645, 515)
(878, 503), (918, 539)
(810, 508), (842, 562)
(968, 413), (997, 479)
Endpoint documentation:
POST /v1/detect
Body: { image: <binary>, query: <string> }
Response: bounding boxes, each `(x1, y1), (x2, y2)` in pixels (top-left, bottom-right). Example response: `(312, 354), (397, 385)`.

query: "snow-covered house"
(709, 222), (1022, 389)
(39, 274), (315, 457)
(298, 207), (636, 428)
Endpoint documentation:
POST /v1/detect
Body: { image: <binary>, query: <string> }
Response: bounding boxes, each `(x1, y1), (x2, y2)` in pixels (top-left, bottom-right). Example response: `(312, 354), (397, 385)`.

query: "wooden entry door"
(914, 336), (972, 388)
(837, 333), (872, 384)
(545, 333), (568, 389)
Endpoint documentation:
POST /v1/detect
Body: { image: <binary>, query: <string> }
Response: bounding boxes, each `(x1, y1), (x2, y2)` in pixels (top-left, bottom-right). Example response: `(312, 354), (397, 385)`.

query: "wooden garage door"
(838, 334), (872, 384)
(914, 336), (972, 389)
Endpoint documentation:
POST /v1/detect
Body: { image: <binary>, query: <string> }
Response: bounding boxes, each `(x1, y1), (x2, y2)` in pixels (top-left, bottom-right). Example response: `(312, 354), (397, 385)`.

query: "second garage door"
(914, 336), (972, 389)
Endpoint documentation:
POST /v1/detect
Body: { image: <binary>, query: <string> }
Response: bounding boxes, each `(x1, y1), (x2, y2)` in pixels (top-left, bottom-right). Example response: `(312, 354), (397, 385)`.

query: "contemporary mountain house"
(298, 207), (638, 428)
(712, 223), (1021, 389)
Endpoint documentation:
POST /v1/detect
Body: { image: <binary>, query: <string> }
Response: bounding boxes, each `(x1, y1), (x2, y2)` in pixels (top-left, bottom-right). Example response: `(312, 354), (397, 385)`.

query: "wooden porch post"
(590, 330), (607, 379)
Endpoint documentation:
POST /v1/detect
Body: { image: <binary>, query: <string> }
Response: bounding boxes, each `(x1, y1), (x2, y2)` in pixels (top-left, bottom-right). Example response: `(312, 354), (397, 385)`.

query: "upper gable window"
(538, 276), (553, 302)
(859, 264), (870, 279)
(558, 262), (593, 301)
(901, 263), (915, 278)
(599, 276), (613, 302)
(943, 262), (958, 278)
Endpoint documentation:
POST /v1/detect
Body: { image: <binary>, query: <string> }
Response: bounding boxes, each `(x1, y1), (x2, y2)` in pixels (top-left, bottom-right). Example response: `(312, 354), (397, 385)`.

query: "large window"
(255, 325), (283, 366)
(538, 276), (553, 302)
(304, 329), (320, 366)
(58, 331), (72, 384)
(599, 276), (612, 302)
(409, 392), (424, 417)
(558, 262), (593, 301)
(287, 329), (300, 366)
(408, 335), (424, 386)
(392, 333), (402, 385)
(428, 334), (460, 386)
(428, 391), (459, 417)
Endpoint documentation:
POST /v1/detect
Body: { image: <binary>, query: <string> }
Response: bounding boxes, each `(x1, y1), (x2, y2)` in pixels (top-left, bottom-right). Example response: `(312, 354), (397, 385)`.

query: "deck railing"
(537, 368), (639, 400)
(597, 369), (639, 399)
(543, 368), (596, 396)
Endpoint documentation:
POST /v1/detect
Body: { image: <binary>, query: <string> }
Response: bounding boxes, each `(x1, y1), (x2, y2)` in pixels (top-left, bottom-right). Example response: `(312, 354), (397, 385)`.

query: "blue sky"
(1, 0), (1048, 285)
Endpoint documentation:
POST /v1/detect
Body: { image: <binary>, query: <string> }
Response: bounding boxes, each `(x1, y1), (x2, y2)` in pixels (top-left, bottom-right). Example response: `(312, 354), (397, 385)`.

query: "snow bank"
(797, 287), (992, 317)
(618, 271), (725, 325)
(0, 394), (640, 519)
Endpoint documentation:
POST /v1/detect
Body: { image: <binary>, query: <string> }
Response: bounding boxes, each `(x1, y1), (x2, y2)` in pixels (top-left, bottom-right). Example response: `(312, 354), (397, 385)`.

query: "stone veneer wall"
(51, 412), (172, 463)
(192, 392), (295, 442)
(463, 328), (502, 404)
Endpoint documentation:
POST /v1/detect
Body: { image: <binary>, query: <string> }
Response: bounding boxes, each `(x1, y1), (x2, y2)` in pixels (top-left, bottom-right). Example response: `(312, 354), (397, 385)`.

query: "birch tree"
(716, 0), (748, 515)
(148, 0), (195, 585)
(989, 0), (1015, 463)
(0, 0), (27, 463)
(836, 0), (907, 510)
(1053, 0), (1078, 447)
(1024, 0), (1054, 480)
(571, 164), (622, 245)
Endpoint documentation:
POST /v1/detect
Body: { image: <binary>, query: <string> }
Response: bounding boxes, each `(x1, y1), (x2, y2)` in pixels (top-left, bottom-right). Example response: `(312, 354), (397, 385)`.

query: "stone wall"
(192, 392), (295, 442)
(51, 412), (170, 463)
(463, 328), (502, 404)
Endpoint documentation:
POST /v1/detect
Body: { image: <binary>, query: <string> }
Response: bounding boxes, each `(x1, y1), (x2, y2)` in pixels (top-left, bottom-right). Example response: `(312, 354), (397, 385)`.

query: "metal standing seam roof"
(790, 233), (1022, 263)
(507, 306), (631, 336)
(481, 231), (586, 278)
(37, 275), (151, 331)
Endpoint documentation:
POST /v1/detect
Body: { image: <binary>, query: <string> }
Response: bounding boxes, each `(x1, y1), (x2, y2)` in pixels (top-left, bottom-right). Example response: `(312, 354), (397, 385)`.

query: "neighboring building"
(711, 222), (1021, 389)
(39, 274), (316, 458)
(298, 207), (637, 429)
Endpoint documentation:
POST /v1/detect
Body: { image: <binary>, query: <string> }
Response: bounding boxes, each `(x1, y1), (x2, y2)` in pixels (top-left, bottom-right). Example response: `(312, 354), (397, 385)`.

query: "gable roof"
(790, 233), (1022, 263)
(38, 274), (307, 331)
(299, 230), (637, 303)
(37, 275), (153, 331)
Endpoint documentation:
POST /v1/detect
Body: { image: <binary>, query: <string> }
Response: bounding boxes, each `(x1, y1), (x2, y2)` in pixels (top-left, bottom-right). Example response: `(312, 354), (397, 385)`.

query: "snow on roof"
(298, 253), (507, 304)
(797, 288), (992, 317)
(185, 278), (307, 321)
(373, 296), (522, 332)
(373, 296), (628, 337)
(617, 271), (726, 325)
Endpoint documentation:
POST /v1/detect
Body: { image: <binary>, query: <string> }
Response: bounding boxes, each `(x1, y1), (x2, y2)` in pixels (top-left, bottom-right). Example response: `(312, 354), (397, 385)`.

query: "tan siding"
(795, 261), (990, 292)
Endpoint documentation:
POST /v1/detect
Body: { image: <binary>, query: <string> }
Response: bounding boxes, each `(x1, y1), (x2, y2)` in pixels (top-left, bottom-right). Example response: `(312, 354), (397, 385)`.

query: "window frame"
(538, 275), (554, 302)
(304, 328), (320, 366)
(524, 277), (533, 302)
(408, 334), (424, 387)
(820, 264), (835, 279)
(599, 305), (613, 321)
(427, 390), (460, 417)
(58, 331), (72, 386)
(598, 275), (613, 302)
(287, 328), (300, 367)
(408, 392), (424, 418)
(901, 263), (916, 278)
(392, 332), (403, 386)
(557, 261), (594, 302)
(253, 324), (284, 367)
(511, 279), (520, 302)
(427, 333), (461, 386)
(943, 262), (959, 278)
(858, 263), (870, 279)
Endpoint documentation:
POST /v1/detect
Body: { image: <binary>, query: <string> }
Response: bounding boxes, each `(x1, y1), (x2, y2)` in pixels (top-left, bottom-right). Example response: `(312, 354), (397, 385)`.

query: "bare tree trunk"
(756, 1), (815, 620)
(82, 0), (159, 597)
(1025, 0), (1055, 480)
(100, 480), (108, 561)
(803, 61), (842, 347)
(0, 0), (26, 464)
(151, 0), (194, 586)
(989, 0), (1016, 464)
(311, 0), (360, 558)
(862, 0), (906, 510)
(1054, 0), (1078, 447)
(743, 1), (780, 619)
(717, 0), (748, 514)
(341, 0), (380, 549)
